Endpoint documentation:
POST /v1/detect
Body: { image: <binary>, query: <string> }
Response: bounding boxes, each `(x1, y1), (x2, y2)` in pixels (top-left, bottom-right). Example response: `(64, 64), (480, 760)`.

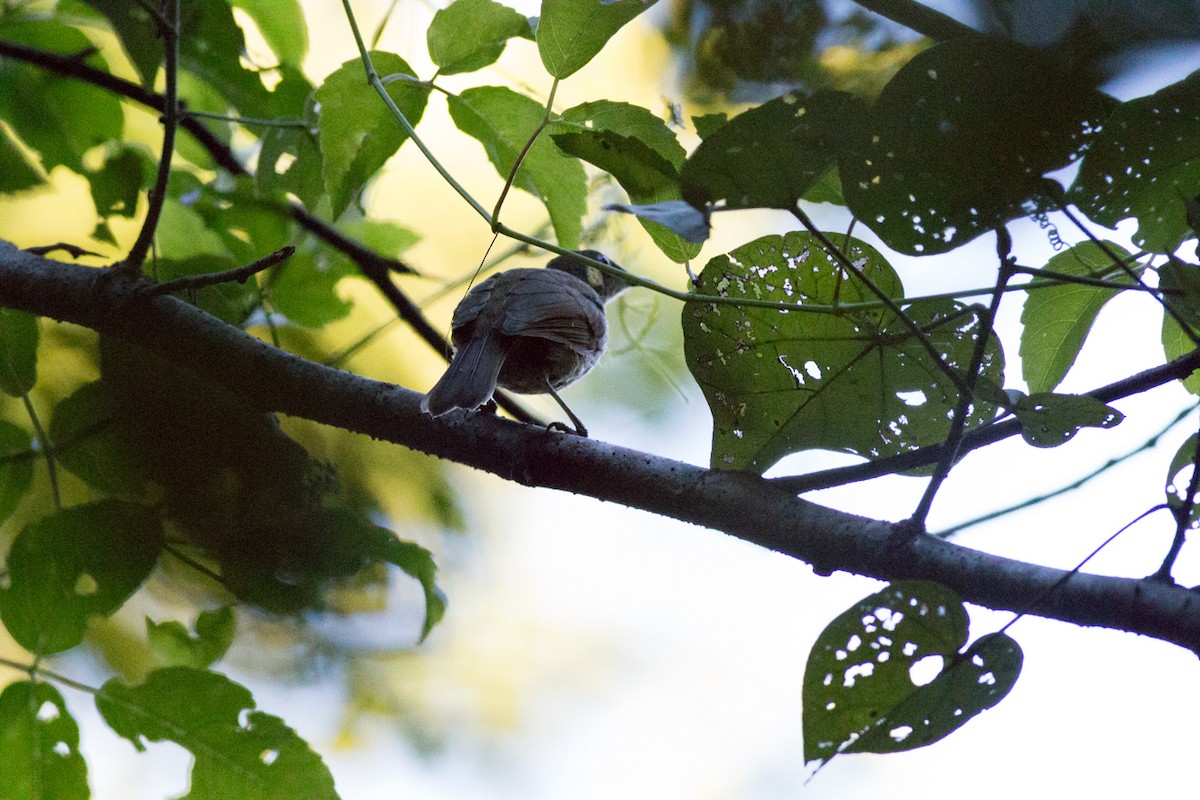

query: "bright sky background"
(11, 1), (1200, 798)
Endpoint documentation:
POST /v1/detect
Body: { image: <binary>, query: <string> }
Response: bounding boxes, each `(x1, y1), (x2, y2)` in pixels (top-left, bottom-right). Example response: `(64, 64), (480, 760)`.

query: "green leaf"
(1071, 70), (1200, 254)
(683, 232), (1003, 473)
(555, 99), (700, 261)
(0, 420), (33, 526)
(1019, 241), (1130, 393)
(1160, 257), (1200, 395)
(536, 0), (657, 79)
(802, 167), (845, 206)
(0, 682), (88, 800)
(1011, 392), (1123, 448)
(845, 632), (1023, 755)
(447, 85), (586, 249)
(366, 531), (447, 642)
(0, 308), (38, 397)
(428, 0), (533, 75)
(692, 112), (727, 140)
(49, 380), (158, 497)
(178, 2), (273, 113)
(839, 37), (1112, 255)
(0, 20), (124, 173)
(681, 90), (864, 211)
(254, 69), (322, 205)
(96, 667), (338, 800)
(148, 607), (237, 669)
(603, 200), (709, 243)
(803, 581), (969, 764)
(315, 52), (430, 216)
(87, 143), (147, 219)
(1166, 432), (1200, 525)
(230, 0), (309, 68)
(333, 220), (421, 264)
(78, 0), (162, 85)
(0, 130), (43, 193)
(270, 249), (356, 328)
(0, 501), (164, 654)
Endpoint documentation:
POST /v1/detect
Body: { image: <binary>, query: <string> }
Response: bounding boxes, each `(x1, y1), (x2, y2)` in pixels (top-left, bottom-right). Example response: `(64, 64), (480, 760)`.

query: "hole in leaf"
(53, 741), (71, 756)
(909, 654), (944, 686)
(261, 749), (279, 765)
(36, 701), (59, 722)
(889, 724), (914, 743)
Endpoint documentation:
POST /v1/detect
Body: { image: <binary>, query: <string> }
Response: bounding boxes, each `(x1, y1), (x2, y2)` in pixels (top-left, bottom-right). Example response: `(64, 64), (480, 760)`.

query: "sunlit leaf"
(804, 581), (969, 764)
(683, 231), (1003, 473)
(536, 0), (657, 79)
(148, 607), (237, 669)
(0, 308), (38, 397)
(1160, 257), (1200, 395)
(1010, 391), (1123, 448)
(1165, 432), (1200, 526)
(840, 37), (1112, 255)
(1019, 241), (1130, 393)
(681, 90), (864, 211)
(270, 248), (356, 328)
(315, 52), (430, 216)
(78, 0), (162, 85)
(447, 85), (586, 248)
(231, 0), (309, 68)
(0, 501), (164, 654)
(0, 420), (33, 525)
(428, 0), (533, 75)
(97, 668), (338, 800)
(179, 2), (274, 113)
(845, 632), (1022, 755)
(1071, 69), (1200, 254)
(0, 682), (88, 800)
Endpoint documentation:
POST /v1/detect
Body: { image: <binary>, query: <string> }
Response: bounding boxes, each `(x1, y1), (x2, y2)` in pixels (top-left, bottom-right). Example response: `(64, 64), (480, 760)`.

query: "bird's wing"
(498, 270), (604, 348)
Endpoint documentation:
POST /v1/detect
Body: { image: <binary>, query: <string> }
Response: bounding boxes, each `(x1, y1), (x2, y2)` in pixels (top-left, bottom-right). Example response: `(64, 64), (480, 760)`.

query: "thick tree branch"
(4, 240), (1200, 654)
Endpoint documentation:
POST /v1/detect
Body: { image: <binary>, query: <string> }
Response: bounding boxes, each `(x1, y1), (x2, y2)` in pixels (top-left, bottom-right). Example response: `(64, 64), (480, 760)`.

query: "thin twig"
(120, 0), (180, 275)
(180, 109), (309, 128)
(21, 394), (60, 510)
(1155, 413), (1200, 581)
(139, 246), (295, 297)
(491, 78), (560, 229)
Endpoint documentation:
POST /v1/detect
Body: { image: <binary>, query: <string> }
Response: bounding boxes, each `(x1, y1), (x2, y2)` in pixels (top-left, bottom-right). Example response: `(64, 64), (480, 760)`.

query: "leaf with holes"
(1019, 241), (1130, 393)
(1161, 256), (1200, 395)
(96, 667), (338, 800)
(682, 231), (1003, 473)
(840, 37), (1112, 256)
(1166, 432), (1200, 526)
(1071, 70), (1200, 254)
(448, 85), (587, 249)
(555, 100), (699, 261)
(428, 0), (533, 75)
(315, 52), (430, 216)
(0, 681), (88, 800)
(804, 581), (969, 764)
(536, 0), (657, 79)
(148, 607), (237, 669)
(0, 501), (163, 654)
(680, 90), (864, 211)
(1011, 391), (1123, 448)
(845, 632), (1023, 756)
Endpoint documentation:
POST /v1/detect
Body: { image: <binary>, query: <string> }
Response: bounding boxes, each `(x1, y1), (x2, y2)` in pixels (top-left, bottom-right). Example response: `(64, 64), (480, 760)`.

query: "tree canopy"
(1, 0), (1200, 796)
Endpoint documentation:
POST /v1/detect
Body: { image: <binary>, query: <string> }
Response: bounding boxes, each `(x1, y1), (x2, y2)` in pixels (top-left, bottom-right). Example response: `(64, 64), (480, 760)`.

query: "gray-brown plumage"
(420, 250), (630, 435)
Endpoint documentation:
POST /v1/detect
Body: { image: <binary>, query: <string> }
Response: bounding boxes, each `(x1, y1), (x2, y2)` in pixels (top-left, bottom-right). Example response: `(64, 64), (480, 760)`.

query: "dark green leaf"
(231, 0), (309, 68)
(1019, 242), (1130, 393)
(366, 531), (447, 642)
(0, 130), (43, 192)
(0, 308), (38, 396)
(78, 0), (162, 85)
(0, 20), (124, 173)
(1071, 70), (1200, 254)
(179, 2), (273, 113)
(428, 0), (533, 75)
(536, 0), (657, 79)
(802, 167), (844, 206)
(692, 113), (727, 140)
(803, 581), (969, 764)
(87, 143), (147, 219)
(1011, 392), (1123, 447)
(556, 100), (699, 261)
(1166, 432), (1200, 525)
(447, 85), (586, 249)
(846, 633), (1022, 755)
(0, 501), (164, 654)
(148, 607), (237, 669)
(49, 380), (158, 497)
(840, 37), (1112, 255)
(683, 232), (1003, 473)
(681, 90), (864, 211)
(315, 52), (430, 216)
(1160, 257), (1200, 395)
(97, 667), (338, 800)
(0, 420), (33, 525)
(0, 682), (88, 800)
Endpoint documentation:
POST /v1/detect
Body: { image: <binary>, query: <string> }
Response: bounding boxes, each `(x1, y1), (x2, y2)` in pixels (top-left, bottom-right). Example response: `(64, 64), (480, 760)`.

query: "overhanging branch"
(3, 239), (1200, 654)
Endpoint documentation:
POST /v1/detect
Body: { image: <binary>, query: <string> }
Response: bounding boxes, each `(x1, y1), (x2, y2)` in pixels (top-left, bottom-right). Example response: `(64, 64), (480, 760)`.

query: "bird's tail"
(421, 332), (508, 416)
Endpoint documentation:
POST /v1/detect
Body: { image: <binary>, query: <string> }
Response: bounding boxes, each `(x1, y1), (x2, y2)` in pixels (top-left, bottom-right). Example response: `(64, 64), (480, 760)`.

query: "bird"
(420, 250), (631, 436)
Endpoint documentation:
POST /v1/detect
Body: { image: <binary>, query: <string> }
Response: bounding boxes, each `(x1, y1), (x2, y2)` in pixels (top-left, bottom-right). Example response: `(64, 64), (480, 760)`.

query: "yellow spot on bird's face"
(586, 265), (603, 288)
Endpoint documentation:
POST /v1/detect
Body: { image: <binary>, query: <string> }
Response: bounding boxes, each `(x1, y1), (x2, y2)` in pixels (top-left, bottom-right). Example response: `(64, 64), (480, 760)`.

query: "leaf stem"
(1155, 413), (1200, 581)
(490, 78), (560, 230)
(21, 393), (59, 510)
(0, 656), (100, 695)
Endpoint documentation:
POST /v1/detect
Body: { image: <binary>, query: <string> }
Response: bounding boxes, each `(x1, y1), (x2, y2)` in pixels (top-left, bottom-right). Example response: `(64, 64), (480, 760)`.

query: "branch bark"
(5, 239), (1200, 655)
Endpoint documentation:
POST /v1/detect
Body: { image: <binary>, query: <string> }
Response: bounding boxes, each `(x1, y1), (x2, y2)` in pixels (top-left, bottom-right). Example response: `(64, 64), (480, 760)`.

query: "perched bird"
(420, 250), (631, 436)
